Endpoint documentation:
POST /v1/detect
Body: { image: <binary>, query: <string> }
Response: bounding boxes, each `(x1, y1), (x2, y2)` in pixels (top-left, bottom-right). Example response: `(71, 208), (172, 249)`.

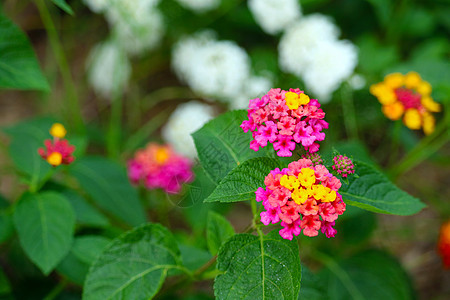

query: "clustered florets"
(128, 143), (194, 194)
(332, 155), (355, 178)
(240, 88), (328, 157)
(438, 221), (450, 269)
(256, 158), (346, 240)
(38, 123), (75, 167)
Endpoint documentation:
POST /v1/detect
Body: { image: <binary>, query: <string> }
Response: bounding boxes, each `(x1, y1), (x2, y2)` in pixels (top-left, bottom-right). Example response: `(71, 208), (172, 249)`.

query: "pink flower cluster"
(38, 139), (75, 166)
(332, 155), (355, 178)
(256, 158), (346, 240)
(301, 152), (323, 166)
(240, 88), (328, 157)
(128, 143), (194, 194)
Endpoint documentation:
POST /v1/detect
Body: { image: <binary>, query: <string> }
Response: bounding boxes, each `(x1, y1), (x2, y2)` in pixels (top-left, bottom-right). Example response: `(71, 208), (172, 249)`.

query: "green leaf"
(0, 14), (49, 91)
(215, 230), (301, 300)
(0, 210), (14, 244)
(356, 35), (400, 75)
(83, 223), (183, 300)
(62, 190), (109, 228)
(178, 244), (212, 271)
(13, 192), (75, 275)
(3, 118), (56, 188)
(192, 110), (268, 185)
(205, 157), (279, 203)
(69, 157), (146, 227)
(0, 266), (11, 295)
(51, 0), (74, 15)
(298, 266), (327, 300)
(340, 161), (426, 215)
(57, 235), (110, 285)
(206, 211), (235, 256)
(322, 249), (414, 300)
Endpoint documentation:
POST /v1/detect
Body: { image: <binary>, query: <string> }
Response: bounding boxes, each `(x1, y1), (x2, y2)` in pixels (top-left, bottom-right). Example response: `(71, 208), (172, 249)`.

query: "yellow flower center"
(285, 92), (310, 110)
(155, 147), (170, 165)
(47, 152), (62, 166)
(50, 123), (67, 139)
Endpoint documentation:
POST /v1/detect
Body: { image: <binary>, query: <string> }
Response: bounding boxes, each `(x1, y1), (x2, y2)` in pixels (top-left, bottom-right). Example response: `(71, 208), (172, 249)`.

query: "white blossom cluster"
(279, 14), (358, 102)
(172, 31), (273, 109)
(175, 0), (221, 13)
(248, 0), (301, 35)
(83, 0), (165, 98)
(162, 101), (215, 159)
(86, 40), (131, 99)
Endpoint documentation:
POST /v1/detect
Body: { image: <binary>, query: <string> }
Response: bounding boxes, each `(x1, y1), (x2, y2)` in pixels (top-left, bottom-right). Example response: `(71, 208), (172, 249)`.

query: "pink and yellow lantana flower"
(370, 72), (441, 135)
(128, 143), (194, 194)
(38, 123), (75, 166)
(257, 158), (346, 240)
(241, 88), (328, 157)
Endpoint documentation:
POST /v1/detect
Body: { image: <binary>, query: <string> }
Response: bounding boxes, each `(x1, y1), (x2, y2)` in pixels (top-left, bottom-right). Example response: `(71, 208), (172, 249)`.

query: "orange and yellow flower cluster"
(370, 72), (441, 135)
(38, 123), (75, 166)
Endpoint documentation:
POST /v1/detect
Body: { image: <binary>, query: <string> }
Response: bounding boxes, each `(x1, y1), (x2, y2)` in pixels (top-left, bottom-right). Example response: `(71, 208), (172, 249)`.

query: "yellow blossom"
(47, 152), (62, 166)
(384, 73), (404, 89)
(291, 187), (311, 204)
(382, 102), (404, 120)
(403, 109), (421, 130)
(50, 123), (66, 139)
(404, 72), (421, 89)
(421, 96), (441, 113)
(280, 175), (300, 190)
(155, 147), (170, 165)
(297, 168), (315, 188)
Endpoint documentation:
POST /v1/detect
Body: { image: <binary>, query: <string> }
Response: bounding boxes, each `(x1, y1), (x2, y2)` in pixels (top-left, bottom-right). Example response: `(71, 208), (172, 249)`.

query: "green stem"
(43, 278), (67, 300)
(107, 94), (122, 159)
(387, 120), (402, 167)
(311, 251), (364, 300)
(34, 0), (84, 134)
(340, 83), (359, 140)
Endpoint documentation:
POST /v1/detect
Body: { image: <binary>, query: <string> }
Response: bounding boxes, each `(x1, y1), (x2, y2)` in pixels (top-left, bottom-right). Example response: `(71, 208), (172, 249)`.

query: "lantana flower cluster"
(240, 88), (328, 157)
(332, 155), (355, 178)
(38, 123), (75, 167)
(128, 143), (194, 194)
(370, 72), (441, 135)
(438, 220), (450, 269)
(256, 158), (346, 240)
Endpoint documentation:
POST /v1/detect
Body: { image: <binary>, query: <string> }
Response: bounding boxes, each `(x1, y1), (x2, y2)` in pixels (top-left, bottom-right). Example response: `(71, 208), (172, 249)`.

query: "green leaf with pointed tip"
(215, 230), (301, 300)
(298, 266), (327, 300)
(62, 190), (109, 228)
(206, 211), (235, 256)
(13, 192), (75, 275)
(83, 224), (183, 300)
(51, 0), (74, 15)
(205, 157), (279, 203)
(192, 110), (268, 185)
(321, 249), (414, 300)
(0, 14), (49, 91)
(340, 161), (426, 215)
(57, 236), (110, 285)
(69, 157), (146, 227)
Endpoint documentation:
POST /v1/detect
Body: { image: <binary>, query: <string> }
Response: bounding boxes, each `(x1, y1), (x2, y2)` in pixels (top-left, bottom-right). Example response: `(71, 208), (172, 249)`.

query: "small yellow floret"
(155, 147), (170, 165)
(47, 152), (62, 166)
(50, 123), (66, 139)
(421, 96), (441, 113)
(291, 188), (310, 205)
(298, 93), (310, 105)
(297, 168), (316, 188)
(370, 83), (396, 105)
(311, 185), (327, 201)
(404, 72), (421, 89)
(285, 92), (300, 110)
(422, 112), (435, 135)
(403, 109), (421, 130)
(384, 73), (404, 89)
(417, 81), (432, 96)
(382, 102), (404, 120)
(280, 175), (300, 190)
(322, 188), (337, 203)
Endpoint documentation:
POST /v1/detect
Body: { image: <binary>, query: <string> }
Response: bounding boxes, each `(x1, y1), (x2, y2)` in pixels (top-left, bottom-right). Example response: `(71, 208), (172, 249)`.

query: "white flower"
(348, 74), (366, 90)
(103, 0), (164, 56)
(162, 101), (215, 159)
(86, 41), (131, 98)
(248, 0), (301, 35)
(172, 32), (250, 100)
(231, 75), (273, 109)
(278, 14), (357, 102)
(82, 0), (109, 13)
(175, 0), (221, 13)
(301, 40), (358, 102)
